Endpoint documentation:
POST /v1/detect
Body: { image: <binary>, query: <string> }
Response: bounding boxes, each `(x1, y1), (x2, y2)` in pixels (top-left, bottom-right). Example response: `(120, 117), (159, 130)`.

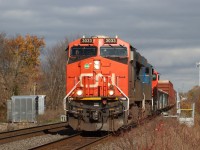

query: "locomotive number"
(80, 38), (93, 44)
(104, 38), (117, 44)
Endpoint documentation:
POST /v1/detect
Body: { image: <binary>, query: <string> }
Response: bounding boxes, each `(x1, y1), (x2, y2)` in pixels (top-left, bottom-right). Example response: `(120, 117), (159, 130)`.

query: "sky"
(0, 0), (200, 92)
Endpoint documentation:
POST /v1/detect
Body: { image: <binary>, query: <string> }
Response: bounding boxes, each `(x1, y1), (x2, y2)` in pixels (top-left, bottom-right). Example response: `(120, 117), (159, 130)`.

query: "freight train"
(63, 35), (176, 131)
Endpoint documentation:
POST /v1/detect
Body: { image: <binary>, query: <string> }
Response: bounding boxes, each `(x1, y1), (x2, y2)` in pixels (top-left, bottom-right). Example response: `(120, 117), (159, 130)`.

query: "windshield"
(100, 46), (127, 57)
(70, 46), (97, 57)
(152, 74), (157, 81)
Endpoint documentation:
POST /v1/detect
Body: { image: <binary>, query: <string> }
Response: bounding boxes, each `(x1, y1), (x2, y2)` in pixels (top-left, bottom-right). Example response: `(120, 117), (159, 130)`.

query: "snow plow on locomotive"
(63, 35), (176, 131)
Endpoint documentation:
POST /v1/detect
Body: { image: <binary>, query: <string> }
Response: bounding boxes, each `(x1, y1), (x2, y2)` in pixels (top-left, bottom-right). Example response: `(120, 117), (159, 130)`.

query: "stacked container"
(158, 80), (176, 106)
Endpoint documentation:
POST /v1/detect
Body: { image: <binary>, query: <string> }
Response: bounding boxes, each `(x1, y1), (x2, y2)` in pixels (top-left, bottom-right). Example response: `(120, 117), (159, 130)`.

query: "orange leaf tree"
(0, 34), (45, 97)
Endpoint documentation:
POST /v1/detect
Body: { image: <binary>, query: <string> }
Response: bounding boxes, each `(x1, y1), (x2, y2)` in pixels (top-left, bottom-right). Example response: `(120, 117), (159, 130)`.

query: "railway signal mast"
(197, 61), (200, 86)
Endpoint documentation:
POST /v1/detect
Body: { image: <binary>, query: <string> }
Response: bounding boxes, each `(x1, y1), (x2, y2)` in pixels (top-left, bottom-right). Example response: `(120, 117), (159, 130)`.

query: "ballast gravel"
(0, 134), (68, 150)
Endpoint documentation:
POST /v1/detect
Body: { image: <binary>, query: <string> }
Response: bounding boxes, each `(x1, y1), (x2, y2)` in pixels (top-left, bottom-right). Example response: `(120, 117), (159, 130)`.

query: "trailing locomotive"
(63, 35), (175, 131)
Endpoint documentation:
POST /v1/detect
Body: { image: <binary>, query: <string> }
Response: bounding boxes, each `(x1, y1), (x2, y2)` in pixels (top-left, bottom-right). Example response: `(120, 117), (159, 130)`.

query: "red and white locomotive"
(63, 35), (175, 131)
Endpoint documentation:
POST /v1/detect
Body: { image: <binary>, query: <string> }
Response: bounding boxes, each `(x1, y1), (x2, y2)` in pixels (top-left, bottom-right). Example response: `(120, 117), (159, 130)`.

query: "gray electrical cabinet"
(7, 95), (46, 123)
(37, 95), (46, 115)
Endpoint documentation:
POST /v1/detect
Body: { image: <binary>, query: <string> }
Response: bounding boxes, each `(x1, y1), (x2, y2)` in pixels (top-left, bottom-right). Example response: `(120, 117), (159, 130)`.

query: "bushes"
(36, 108), (64, 125)
(94, 116), (200, 149)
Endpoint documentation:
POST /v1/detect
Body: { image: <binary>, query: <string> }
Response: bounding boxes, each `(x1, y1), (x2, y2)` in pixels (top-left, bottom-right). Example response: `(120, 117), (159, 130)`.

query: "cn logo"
(79, 73), (115, 88)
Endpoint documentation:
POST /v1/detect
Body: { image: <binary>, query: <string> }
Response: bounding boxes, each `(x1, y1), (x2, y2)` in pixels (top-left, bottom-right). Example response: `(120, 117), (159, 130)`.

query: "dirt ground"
(0, 122), (37, 132)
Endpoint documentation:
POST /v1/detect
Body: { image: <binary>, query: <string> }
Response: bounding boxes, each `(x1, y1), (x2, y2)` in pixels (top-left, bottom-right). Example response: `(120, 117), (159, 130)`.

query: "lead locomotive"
(63, 35), (175, 131)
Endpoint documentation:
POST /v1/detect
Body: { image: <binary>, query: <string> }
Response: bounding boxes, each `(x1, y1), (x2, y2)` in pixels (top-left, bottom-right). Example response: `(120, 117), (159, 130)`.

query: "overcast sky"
(1, 0), (200, 92)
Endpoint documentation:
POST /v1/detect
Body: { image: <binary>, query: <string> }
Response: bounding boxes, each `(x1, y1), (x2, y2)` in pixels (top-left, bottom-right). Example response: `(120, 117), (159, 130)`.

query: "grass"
(36, 108), (64, 125)
(93, 113), (200, 150)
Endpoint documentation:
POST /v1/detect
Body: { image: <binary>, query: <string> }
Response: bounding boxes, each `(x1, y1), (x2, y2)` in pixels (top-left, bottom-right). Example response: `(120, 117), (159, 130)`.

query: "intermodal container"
(158, 80), (176, 106)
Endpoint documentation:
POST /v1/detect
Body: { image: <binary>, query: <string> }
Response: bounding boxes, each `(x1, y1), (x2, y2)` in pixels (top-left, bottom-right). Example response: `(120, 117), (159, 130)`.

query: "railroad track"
(29, 109), (171, 150)
(29, 114), (161, 150)
(31, 117), (156, 150)
(0, 122), (69, 144)
(1, 108), (171, 149)
(30, 132), (111, 150)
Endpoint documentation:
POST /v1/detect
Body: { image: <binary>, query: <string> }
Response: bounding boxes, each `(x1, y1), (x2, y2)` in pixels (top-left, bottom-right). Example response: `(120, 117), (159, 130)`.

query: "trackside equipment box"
(7, 95), (46, 123)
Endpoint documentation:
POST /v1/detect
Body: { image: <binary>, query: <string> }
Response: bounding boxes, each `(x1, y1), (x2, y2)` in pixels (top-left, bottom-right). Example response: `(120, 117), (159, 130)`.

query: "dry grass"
(93, 115), (200, 150)
(36, 108), (64, 125)
(92, 87), (200, 150)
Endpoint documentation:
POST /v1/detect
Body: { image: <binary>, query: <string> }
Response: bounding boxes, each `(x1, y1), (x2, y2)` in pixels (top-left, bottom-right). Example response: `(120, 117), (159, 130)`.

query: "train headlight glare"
(94, 60), (100, 70)
(108, 90), (114, 96)
(77, 90), (83, 96)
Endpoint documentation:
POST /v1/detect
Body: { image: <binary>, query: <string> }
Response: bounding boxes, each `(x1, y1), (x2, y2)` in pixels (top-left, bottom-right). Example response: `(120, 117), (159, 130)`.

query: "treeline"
(187, 86), (200, 114)
(0, 33), (70, 120)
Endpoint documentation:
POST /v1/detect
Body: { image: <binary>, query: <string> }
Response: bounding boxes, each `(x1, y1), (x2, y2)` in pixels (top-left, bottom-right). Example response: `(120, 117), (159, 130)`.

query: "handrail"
(63, 81), (80, 111)
(113, 84), (129, 113)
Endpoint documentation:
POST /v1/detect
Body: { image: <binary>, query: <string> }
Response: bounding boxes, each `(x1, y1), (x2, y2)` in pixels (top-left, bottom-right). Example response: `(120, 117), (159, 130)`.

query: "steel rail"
(0, 122), (68, 144)
(30, 132), (111, 150)
(74, 134), (111, 150)
(29, 133), (82, 150)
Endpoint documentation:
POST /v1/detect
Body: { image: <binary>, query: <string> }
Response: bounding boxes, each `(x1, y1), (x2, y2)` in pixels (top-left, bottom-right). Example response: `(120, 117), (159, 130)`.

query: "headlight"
(76, 89), (83, 96)
(108, 90), (114, 96)
(94, 60), (100, 70)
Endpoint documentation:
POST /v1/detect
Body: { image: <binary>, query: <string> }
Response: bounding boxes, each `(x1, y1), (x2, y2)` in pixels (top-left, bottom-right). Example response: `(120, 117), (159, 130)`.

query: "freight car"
(63, 35), (176, 131)
(152, 70), (176, 111)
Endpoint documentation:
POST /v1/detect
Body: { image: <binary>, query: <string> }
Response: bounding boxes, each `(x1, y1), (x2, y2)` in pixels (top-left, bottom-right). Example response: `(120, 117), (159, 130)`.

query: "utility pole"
(33, 82), (37, 95)
(197, 62), (200, 86)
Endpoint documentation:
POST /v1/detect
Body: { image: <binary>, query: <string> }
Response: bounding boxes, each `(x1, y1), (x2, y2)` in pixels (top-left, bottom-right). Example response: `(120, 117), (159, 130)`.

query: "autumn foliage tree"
(0, 33), (45, 108)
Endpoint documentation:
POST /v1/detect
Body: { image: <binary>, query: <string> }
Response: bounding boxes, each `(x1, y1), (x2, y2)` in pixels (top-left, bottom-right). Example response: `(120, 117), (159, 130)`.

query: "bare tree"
(40, 39), (69, 109)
